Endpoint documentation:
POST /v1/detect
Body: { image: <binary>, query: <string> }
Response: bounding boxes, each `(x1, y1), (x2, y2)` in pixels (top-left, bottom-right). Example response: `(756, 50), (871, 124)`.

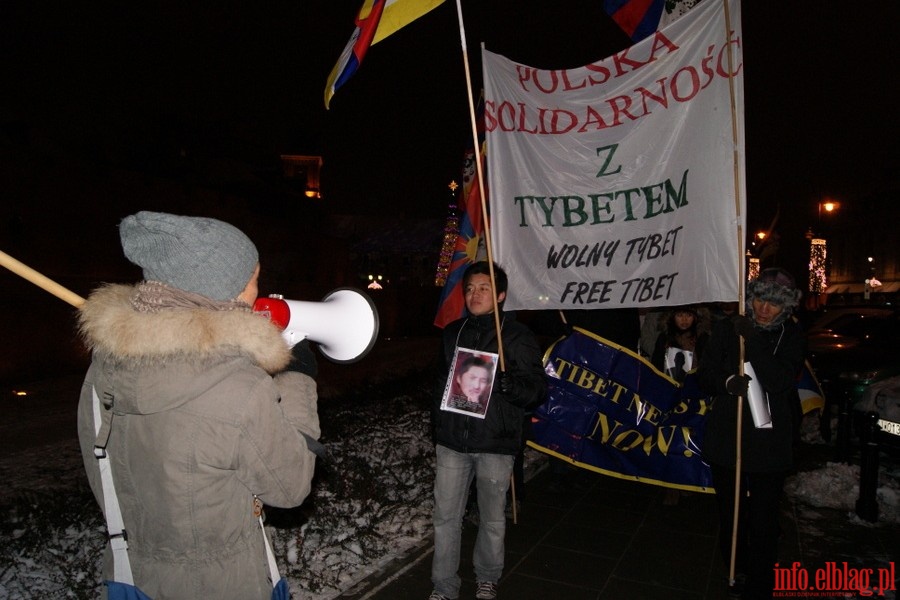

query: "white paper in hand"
(744, 361), (772, 429)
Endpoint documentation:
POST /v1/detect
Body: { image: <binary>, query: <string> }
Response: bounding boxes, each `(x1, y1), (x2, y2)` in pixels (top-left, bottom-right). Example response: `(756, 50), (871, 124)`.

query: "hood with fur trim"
(79, 284), (291, 374)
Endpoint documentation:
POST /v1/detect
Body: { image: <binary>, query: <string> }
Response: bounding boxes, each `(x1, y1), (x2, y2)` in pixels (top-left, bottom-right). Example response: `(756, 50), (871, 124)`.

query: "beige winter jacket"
(76, 284), (319, 599)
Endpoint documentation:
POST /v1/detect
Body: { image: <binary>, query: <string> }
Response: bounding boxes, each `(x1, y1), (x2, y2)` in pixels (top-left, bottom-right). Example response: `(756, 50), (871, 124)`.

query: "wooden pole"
(455, 0), (514, 523)
(721, 0), (747, 586)
(509, 473), (517, 524)
(0, 250), (85, 308)
(453, 0), (505, 370)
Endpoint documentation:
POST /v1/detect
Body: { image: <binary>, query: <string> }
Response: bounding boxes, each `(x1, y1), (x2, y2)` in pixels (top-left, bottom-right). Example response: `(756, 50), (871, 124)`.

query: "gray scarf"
(131, 280), (252, 314)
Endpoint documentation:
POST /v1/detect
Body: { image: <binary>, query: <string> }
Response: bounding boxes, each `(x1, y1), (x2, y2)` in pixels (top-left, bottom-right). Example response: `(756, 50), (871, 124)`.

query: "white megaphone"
(253, 288), (379, 364)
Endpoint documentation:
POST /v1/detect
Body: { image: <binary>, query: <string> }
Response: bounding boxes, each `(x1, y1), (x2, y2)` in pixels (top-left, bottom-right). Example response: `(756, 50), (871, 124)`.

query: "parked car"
(853, 375), (900, 452)
(805, 305), (895, 335)
(805, 311), (900, 440)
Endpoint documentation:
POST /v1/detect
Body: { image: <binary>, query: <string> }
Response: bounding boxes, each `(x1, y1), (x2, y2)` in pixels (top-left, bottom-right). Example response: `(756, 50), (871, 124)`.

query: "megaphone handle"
(283, 330), (309, 348)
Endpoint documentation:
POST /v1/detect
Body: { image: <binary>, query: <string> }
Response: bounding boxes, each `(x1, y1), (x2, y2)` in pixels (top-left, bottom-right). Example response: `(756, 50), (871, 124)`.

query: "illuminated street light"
(816, 199), (841, 225)
(806, 199), (841, 303)
(820, 200), (840, 215)
(750, 231), (767, 253)
(864, 257), (879, 301)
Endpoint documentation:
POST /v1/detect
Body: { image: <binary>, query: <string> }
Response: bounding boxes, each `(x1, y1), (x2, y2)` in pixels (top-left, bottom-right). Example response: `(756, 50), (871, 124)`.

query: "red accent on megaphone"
(252, 297), (291, 330)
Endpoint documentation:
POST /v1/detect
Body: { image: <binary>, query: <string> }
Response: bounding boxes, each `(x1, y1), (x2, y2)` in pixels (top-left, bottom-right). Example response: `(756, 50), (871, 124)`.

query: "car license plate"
(877, 419), (900, 437)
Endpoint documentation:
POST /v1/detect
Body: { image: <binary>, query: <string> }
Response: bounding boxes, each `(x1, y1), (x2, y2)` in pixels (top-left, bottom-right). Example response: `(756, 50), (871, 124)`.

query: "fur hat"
(746, 268), (801, 328)
(119, 211), (259, 301)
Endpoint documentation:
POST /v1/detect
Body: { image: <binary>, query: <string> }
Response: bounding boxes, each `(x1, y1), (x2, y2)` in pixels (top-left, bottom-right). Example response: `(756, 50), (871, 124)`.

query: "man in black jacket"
(698, 268), (806, 600)
(429, 262), (547, 600)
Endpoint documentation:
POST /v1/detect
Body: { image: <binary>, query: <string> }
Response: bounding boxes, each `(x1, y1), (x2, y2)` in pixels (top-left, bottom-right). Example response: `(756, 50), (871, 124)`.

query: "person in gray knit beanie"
(119, 211), (259, 301)
(77, 211), (321, 599)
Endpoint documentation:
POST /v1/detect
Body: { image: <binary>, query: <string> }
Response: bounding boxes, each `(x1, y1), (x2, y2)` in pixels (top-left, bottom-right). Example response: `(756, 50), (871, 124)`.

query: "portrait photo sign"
(441, 347), (499, 419)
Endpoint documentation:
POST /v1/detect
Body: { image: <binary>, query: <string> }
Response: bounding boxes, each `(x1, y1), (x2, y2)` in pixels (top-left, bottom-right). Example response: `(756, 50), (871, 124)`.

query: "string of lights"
(434, 181), (460, 287)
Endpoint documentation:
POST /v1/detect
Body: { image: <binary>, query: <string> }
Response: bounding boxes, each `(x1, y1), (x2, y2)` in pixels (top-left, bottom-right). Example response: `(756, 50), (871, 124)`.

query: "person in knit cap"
(76, 211), (320, 599)
(697, 268), (806, 600)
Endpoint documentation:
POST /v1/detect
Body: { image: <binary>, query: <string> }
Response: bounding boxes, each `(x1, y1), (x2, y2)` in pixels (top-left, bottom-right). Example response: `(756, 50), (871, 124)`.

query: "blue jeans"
(431, 445), (514, 598)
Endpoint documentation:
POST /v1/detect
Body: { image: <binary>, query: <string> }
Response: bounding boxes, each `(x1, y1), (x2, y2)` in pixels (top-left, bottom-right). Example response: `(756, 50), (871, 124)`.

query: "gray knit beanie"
(119, 211), (259, 301)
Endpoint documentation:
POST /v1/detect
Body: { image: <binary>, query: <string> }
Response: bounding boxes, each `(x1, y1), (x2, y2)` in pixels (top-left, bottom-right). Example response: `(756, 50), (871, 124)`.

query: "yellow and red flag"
(325, 0), (446, 109)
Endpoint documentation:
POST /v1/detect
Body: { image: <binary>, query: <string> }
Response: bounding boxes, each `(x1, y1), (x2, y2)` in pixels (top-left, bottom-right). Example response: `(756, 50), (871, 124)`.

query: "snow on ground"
(790, 414), (900, 525)
(0, 373), (440, 600)
(1, 376), (898, 599)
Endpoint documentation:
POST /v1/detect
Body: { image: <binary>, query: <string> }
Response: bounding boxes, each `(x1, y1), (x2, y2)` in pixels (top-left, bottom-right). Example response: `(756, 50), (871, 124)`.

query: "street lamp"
(864, 257), (881, 302)
(807, 200), (841, 303)
(817, 199), (841, 224)
(751, 231), (766, 250)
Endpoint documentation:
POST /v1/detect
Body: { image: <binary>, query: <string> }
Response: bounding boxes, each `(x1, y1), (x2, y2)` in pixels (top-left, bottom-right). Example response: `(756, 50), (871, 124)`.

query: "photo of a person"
(442, 349), (498, 417)
(455, 356), (492, 406)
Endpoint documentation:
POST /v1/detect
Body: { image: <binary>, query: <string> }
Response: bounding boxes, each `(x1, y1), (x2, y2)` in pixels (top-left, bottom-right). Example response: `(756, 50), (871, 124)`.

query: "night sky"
(2, 0), (898, 277)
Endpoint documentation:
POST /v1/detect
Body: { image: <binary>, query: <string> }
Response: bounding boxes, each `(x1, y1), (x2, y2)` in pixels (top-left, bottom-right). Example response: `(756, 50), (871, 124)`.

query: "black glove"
(286, 340), (318, 378)
(301, 432), (326, 459)
(499, 372), (515, 395)
(725, 374), (752, 396)
(731, 314), (757, 339)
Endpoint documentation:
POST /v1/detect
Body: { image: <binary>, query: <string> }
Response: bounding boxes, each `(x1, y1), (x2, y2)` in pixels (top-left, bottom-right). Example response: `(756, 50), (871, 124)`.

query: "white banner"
(483, 0), (744, 311)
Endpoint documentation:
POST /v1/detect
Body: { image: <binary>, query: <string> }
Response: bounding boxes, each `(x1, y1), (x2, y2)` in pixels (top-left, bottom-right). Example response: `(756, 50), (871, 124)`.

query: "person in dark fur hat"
(698, 268), (806, 600)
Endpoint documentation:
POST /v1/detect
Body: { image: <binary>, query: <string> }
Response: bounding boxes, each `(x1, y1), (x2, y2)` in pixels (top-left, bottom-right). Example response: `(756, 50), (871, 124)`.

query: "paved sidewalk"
(340, 442), (898, 600)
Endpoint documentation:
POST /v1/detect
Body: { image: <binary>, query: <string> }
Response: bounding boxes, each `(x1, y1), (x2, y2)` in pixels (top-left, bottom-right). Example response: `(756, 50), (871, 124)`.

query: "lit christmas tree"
(434, 180), (460, 286)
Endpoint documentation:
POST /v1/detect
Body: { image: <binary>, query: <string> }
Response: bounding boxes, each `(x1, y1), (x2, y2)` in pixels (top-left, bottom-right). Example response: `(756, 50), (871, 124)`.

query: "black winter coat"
(433, 312), (547, 456)
(697, 317), (805, 473)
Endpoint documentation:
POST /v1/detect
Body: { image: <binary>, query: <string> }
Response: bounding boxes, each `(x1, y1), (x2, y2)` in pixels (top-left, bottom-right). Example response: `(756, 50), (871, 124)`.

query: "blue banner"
(530, 328), (715, 492)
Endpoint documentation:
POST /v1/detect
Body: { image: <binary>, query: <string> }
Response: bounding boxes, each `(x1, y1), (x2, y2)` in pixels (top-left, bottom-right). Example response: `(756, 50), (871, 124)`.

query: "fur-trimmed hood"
(654, 305), (712, 338)
(79, 284), (291, 374)
(76, 285), (319, 596)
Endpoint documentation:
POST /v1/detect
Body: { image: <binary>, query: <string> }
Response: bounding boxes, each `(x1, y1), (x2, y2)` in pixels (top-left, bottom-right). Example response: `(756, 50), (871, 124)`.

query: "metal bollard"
(835, 391), (852, 464)
(855, 411), (880, 523)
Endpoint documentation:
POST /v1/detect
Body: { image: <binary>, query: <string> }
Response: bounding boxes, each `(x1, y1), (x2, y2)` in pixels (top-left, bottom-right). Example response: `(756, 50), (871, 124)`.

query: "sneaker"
(428, 591), (453, 600)
(475, 581), (498, 599)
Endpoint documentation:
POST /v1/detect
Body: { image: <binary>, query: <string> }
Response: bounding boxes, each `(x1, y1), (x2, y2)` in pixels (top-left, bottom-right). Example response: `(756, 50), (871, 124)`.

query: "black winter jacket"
(698, 316), (805, 473)
(433, 312), (547, 456)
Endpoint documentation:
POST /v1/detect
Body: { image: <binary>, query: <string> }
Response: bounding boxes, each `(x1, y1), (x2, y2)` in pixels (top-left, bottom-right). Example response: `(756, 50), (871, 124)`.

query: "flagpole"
(722, 0), (747, 587)
(0, 250), (85, 308)
(453, 0), (505, 371)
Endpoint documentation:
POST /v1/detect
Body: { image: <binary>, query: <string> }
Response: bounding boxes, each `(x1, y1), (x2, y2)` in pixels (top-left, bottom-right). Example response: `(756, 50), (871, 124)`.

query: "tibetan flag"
(324, 0), (446, 109)
(372, 0), (446, 44)
(434, 94), (487, 328)
(603, 0), (701, 43)
(797, 359), (826, 415)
